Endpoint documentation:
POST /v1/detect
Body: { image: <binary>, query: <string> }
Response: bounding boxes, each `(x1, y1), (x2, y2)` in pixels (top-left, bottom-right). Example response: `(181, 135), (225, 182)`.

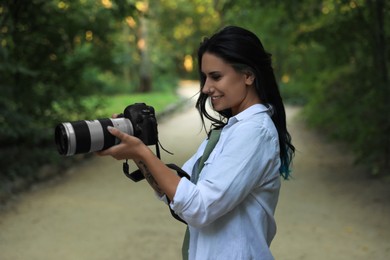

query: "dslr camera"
(55, 102), (191, 224)
(55, 103), (157, 156)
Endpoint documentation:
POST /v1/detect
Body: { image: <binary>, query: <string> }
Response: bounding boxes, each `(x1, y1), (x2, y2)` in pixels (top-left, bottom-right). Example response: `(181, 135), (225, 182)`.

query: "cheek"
(226, 80), (247, 97)
(222, 86), (247, 107)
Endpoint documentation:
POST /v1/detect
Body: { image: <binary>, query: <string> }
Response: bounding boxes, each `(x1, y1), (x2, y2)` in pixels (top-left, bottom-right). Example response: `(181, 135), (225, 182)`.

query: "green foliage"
(82, 92), (181, 119)
(291, 0), (390, 174)
(147, 0), (221, 80)
(0, 0), (137, 196)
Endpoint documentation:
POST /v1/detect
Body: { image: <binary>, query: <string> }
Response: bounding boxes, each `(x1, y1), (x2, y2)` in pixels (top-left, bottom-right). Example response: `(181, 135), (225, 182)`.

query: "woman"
(98, 26), (295, 260)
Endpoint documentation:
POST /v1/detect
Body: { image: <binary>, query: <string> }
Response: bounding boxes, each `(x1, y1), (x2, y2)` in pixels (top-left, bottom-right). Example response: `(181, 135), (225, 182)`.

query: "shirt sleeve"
(171, 119), (280, 227)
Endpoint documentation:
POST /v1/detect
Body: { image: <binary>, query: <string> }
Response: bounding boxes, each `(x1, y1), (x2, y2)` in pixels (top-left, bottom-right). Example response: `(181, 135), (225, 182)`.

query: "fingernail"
(107, 126), (114, 131)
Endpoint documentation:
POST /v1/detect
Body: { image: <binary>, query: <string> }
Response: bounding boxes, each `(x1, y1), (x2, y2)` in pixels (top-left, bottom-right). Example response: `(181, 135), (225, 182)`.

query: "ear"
(244, 72), (255, 86)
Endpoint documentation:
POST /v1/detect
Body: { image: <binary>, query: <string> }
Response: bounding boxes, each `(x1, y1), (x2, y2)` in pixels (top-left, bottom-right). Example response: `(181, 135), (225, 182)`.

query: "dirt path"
(0, 83), (389, 260)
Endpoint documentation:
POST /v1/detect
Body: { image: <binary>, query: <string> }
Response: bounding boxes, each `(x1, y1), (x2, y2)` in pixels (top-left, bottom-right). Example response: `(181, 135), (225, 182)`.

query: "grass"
(87, 92), (181, 117)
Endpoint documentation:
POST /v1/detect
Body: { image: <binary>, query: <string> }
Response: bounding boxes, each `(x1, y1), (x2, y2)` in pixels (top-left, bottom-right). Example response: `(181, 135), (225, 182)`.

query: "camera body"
(122, 103), (157, 146)
(55, 103), (158, 156)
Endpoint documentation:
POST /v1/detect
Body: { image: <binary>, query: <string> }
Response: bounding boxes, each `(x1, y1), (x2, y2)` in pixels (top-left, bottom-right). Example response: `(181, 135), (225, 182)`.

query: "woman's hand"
(111, 113), (119, 119)
(96, 126), (147, 161)
(97, 117), (181, 200)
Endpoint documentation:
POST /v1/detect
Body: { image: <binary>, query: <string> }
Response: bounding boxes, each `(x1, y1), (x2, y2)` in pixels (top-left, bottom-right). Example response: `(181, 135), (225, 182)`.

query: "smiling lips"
(211, 95), (223, 101)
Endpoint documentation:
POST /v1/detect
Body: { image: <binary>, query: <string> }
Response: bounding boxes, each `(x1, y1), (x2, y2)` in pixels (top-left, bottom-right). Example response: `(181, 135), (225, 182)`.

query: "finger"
(112, 113), (119, 118)
(96, 144), (119, 157)
(96, 150), (107, 156)
(107, 126), (125, 139)
(96, 147), (110, 156)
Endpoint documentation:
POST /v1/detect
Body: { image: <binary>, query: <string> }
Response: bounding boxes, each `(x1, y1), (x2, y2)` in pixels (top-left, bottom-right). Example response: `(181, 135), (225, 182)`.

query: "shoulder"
(227, 104), (278, 137)
(218, 113), (279, 161)
(233, 112), (278, 142)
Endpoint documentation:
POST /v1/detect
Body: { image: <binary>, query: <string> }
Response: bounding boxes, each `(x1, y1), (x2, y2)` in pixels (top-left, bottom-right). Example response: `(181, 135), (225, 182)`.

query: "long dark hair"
(195, 25), (295, 179)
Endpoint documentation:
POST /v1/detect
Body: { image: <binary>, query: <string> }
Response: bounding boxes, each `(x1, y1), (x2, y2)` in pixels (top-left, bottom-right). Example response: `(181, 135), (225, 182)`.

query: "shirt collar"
(227, 104), (271, 126)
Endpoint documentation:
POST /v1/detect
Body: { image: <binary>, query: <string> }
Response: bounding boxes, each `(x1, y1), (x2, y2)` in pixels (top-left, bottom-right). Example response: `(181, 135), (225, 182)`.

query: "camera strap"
(122, 130), (221, 225)
(122, 143), (191, 224)
(122, 159), (190, 224)
(164, 163), (190, 224)
(122, 161), (190, 182)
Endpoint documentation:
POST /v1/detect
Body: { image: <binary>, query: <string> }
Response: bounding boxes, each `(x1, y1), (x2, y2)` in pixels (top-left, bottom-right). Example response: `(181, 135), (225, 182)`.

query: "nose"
(202, 86), (209, 95)
(202, 79), (213, 95)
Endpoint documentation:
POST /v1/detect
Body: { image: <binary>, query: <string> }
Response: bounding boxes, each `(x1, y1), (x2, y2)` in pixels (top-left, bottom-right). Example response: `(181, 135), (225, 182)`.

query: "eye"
(210, 73), (221, 81)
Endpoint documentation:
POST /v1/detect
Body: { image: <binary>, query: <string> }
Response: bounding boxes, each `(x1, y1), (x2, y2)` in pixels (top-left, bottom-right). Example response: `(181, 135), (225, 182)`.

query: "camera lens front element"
(54, 118), (133, 156)
(54, 123), (74, 155)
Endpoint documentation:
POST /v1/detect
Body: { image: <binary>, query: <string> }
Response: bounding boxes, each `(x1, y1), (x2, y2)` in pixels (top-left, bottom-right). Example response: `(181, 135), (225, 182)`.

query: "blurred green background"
(0, 0), (389, 200)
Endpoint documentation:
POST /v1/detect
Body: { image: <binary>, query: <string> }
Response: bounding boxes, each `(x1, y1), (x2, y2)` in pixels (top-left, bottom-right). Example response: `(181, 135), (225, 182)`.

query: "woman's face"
(201, 52), (260, 115)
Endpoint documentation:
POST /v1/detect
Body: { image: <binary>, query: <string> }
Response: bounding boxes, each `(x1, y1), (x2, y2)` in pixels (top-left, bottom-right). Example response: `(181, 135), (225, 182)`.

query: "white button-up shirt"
(171, 104), (281, 260)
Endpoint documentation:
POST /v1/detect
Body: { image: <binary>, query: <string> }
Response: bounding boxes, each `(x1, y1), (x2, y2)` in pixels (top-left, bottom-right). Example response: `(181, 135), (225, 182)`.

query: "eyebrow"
(202, 71), (221, 76)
